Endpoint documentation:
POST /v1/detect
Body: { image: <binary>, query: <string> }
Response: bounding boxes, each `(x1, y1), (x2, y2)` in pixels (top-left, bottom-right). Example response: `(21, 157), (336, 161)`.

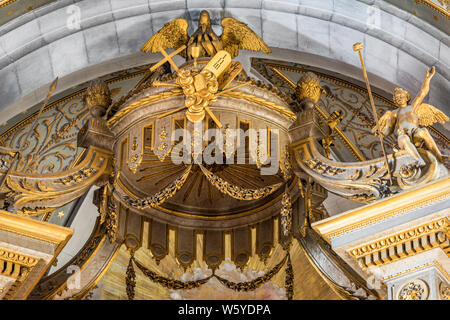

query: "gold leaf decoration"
(199, 164), (282, 200)
(123, 165), (192, 209)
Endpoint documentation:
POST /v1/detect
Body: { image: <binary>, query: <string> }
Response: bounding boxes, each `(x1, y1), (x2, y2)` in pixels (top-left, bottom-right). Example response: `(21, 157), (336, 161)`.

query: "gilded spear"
(353, 43), (393, 184)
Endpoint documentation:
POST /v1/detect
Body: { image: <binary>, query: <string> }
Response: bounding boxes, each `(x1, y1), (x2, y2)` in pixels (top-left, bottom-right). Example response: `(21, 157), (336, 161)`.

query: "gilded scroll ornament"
(199, 164), (282, 200)
(280, 191), (292, 237)
(141, 10), (271, 59)
(105, 197), (118, 243)
(107, 89), (184, 127)
(3, 146), (112, 210)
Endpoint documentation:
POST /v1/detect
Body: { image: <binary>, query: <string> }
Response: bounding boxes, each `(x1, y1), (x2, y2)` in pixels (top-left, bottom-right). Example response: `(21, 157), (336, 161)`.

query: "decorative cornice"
(381, 261), (450, 281)
(0, 210), (73, 246)
(312, 177), (450, 242)
(0, 248), (39, 271)
(348, 217), (449, 268)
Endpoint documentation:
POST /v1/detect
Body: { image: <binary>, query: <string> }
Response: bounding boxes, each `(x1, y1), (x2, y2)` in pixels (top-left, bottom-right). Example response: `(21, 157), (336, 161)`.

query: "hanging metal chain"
(285, 253), (294, 300)
(133, 258), (212, 290)
(213, 254), (288, 292)
(299, 177), (313, 238)
(128, 252), (291, 296)
(126, 252), (136, 300)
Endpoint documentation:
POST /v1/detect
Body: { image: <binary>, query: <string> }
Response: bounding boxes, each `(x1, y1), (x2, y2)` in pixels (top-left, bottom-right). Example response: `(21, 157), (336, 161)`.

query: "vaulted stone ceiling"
(0, 0), (449, 128)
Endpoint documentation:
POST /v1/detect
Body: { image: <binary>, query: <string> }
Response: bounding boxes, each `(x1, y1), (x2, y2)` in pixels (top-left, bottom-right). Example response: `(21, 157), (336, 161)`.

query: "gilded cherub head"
(393, 87), (410, 108)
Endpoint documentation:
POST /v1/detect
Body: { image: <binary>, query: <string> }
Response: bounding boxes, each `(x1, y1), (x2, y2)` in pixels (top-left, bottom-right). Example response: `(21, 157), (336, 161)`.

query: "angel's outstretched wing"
(141, 19), (189, 54)
(371, 110), (397, 137)
(220, 17), (271, 58)
(413, 103), (449, 127)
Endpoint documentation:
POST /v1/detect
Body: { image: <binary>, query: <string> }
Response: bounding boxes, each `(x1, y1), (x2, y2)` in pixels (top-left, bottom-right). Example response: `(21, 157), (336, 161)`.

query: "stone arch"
(0, 0), (448, 124)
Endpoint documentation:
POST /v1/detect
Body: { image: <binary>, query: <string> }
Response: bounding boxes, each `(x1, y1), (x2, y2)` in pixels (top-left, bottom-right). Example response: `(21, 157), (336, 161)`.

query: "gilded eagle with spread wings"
(372, 67), (449, 164)
(141, 10), (271, 59)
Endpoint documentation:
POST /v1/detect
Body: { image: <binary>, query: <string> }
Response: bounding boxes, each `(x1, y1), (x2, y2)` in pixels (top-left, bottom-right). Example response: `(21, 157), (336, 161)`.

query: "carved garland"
(198, 164), (283, 200)
(126, 251), (294, 300)
(123, 165), (192, 209)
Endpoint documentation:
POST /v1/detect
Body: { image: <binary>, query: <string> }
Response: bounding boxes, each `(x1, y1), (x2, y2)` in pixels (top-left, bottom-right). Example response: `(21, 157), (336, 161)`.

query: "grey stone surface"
(187, 0), (224, 9)
(297, 15), (330, 57)
(322, 192), (363, 217)
(396, 49), (428, 94)
(263, 0), (300, 14)
(367, 7), (406, 48)
(224, 8), (262, 37)
(33, 0), (76, 18)
(151, 9), (188, 35)
(115, 14), (153, 55)
(364, 34), (398, 83)
(49, 31), (88, 77)
(37, 5), (78, 44)
(110, 0), (150, 20)
(77, 0), (114, 30)
(0, 19), (46, 61)
(333, 0), (370, 31)
(15, 47), (55, 98)
(83, 21), (120, 65)
(427, 72), (450, 117)
(261, 10), (298, 49)
(0, 64), (21, 112)
(439, 42), (450, 68)
(404, 22), (440, 60)
(329, 23), (365, 68)
(0, 42), (12, 70)
(226, 0), (262, 9)
(148, 0), (186, 13)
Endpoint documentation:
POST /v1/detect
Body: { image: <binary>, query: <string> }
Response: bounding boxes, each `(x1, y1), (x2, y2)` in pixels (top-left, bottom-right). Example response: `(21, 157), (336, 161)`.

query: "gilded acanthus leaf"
(413, 103), (449, 127)
(221, 17), (271, 58)
(199, 164), (282, 201)
(141, 19), (189, 54)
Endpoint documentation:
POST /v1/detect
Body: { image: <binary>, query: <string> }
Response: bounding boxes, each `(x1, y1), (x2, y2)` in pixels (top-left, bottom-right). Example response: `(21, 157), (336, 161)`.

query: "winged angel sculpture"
(373, 67), (449, 166)
(141, 10), (271, 59)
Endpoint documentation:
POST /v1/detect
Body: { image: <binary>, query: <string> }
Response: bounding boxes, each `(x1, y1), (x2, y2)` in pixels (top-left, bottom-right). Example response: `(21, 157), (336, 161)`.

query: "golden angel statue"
(373, 67), (449, 166)
(141, 10), (271, 59)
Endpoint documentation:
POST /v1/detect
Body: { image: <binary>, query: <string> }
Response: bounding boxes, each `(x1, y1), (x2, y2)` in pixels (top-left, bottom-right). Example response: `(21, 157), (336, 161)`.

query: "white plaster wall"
(0, 0), (449, 124)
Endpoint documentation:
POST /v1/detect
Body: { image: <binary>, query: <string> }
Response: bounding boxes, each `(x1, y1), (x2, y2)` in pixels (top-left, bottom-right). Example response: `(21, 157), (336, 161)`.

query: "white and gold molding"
(312, 177), (450, 243)
(0, 210), (73, 299)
